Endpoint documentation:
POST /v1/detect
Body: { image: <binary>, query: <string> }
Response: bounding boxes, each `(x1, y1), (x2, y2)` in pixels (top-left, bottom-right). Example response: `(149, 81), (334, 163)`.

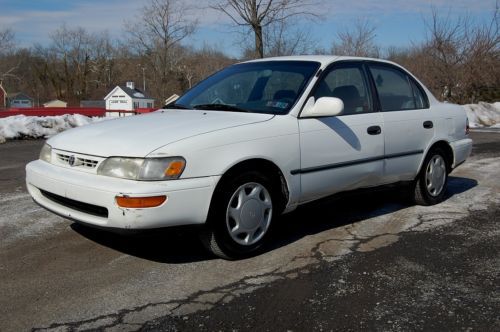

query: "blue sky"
(0, 0), (496, 57)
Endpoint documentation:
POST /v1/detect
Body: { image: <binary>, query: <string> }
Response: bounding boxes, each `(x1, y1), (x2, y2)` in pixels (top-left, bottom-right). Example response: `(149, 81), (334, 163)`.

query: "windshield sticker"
(266, 101), (289, 109)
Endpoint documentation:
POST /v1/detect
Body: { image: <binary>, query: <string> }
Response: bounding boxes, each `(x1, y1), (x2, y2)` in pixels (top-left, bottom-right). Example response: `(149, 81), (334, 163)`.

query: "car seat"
(331, 85), (361, 114)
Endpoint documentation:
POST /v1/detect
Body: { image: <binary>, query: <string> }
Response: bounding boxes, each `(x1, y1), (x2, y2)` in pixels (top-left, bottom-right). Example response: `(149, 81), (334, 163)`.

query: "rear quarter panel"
(417, 102), (469, 172)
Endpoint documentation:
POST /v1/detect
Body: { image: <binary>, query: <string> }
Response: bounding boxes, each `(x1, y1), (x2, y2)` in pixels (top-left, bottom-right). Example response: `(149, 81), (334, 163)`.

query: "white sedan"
(26, 56), (472, 259)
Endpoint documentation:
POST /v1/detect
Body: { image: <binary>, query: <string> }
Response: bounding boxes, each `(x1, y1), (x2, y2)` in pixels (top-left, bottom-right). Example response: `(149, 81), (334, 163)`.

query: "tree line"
(0, 0), (498, 106)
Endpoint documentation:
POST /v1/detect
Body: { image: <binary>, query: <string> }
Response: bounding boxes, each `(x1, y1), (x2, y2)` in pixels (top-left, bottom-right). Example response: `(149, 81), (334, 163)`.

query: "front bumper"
(26, 160), (218, 229)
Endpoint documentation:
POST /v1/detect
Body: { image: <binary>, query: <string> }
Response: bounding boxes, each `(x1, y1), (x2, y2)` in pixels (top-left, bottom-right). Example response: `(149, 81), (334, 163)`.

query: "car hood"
(48, 110), (274, 157)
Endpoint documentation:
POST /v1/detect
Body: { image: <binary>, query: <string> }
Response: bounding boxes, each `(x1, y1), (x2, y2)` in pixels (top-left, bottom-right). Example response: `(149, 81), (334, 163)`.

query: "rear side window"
(313, 65), (373, 115)
(369, 65), (426, 112)
(409, 79), (428, 109)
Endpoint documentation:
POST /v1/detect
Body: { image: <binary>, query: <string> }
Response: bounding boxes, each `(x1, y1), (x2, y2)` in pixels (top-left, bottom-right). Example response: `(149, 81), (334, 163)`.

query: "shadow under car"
(71, 176), (478, 263)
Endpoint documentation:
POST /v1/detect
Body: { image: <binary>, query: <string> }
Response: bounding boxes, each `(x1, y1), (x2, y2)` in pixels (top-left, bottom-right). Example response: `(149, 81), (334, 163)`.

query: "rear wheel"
(200, 171), (276, 259)
(412, 148), (449, 205)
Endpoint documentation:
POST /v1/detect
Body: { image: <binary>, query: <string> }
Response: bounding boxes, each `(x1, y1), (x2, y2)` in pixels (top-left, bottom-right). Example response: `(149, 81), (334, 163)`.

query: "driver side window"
(262, 71), (303, 102)
(314, 65), (373, 115)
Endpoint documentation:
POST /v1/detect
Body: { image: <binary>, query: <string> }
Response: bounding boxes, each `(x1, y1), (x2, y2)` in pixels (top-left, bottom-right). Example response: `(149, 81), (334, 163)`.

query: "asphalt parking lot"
(0, 132), (499, 331)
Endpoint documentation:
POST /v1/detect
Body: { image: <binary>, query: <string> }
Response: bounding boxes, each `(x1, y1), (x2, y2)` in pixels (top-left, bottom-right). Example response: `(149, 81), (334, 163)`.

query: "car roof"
(243, 55), (439, 106)
(243, 55), (399, 67)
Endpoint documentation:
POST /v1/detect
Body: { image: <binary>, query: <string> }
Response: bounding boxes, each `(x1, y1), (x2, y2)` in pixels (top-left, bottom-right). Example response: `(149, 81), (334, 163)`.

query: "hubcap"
(226, 182), (273, 246)
(425, 155), (446, 196)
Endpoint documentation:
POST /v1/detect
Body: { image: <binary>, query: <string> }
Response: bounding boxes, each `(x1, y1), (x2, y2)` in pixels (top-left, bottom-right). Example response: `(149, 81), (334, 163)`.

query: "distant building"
(8, 92), (34, 108)
(104, 82), (154, 115)
(43, 99), (67, 108)
(80, 100), (105, 108)
(0, 83), (6, 108)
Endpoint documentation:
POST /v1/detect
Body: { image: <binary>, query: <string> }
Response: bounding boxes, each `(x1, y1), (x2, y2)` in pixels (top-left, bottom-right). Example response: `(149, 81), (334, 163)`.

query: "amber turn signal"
(116, 195), (167, 208)
(165, 160), (185, 177)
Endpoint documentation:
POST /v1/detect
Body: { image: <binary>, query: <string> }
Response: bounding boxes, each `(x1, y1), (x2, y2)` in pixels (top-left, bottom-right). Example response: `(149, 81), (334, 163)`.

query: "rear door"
(367, 63), (435, 183)
(297, 62), (384, 202)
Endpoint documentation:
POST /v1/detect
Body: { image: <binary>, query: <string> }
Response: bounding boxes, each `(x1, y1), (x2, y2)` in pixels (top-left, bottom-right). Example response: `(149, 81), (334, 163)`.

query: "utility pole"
(106, 67), (111, 87)
(137, 64), (146, 92)
(142, 67), (146, 92)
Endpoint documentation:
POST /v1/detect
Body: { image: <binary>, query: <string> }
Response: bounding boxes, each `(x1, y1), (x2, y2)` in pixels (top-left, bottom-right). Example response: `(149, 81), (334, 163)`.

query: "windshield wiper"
(192, 103), (250, 113)
(163, 103), (189, 109)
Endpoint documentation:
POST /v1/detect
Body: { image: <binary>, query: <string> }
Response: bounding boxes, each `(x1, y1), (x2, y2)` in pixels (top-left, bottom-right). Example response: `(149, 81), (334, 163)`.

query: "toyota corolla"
(26, 56), (472, 259)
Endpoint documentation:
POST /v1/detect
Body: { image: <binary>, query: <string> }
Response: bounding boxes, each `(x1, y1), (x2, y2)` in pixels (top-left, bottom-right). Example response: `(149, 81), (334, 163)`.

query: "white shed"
(104, 82), (155, 116)
(43, 99), (67, 108)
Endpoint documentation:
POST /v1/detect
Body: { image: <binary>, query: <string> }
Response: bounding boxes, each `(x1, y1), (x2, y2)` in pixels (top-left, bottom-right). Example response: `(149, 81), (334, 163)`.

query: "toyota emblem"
(68, 155), (76, 166)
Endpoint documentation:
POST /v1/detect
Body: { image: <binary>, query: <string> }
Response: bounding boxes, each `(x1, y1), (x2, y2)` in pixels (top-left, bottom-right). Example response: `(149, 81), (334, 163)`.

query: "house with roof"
(43, 99), (67, 108)
(104, 82), (155, 116)
(8, 92), (34, 108)
(0, 82), (34, 109)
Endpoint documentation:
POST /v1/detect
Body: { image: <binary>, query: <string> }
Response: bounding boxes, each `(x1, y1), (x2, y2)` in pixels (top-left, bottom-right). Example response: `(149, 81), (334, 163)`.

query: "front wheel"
(199, 171), (276, 259)
(412, 148), (449, 206)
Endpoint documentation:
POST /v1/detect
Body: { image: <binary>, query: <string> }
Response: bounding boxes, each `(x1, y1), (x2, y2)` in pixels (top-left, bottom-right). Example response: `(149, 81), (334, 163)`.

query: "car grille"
(57, 153), (99, 168)
(40, 189), (109, 218)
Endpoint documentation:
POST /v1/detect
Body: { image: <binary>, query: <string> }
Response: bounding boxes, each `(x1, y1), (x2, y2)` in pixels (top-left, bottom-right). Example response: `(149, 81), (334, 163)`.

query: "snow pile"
(0, 114), (106, 143)
(0, 102), (498, 143)
(463, 102), (500, 128)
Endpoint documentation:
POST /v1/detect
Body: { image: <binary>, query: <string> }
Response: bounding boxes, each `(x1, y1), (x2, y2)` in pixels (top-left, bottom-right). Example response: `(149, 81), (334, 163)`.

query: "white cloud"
(1, 0), (495, 49)
(1, 0), (229, 46)
(323, 0), (495, 14)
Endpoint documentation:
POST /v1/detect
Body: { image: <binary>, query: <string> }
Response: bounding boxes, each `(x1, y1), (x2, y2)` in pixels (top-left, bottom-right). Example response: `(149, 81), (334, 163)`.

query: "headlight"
(39, 143), (52, 163)
(97, 157), (186, 181)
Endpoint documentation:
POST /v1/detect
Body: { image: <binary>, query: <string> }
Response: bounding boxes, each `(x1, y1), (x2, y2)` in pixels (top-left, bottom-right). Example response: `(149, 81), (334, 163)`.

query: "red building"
(0, 82), (6, 109)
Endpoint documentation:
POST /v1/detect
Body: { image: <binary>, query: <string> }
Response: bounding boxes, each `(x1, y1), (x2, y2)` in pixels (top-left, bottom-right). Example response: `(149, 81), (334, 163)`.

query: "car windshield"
(173, 61), (321, 115)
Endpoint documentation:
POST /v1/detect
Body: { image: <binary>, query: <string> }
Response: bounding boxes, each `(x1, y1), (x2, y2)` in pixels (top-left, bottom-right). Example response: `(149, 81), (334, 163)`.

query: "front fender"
(147, 115), (302, 208)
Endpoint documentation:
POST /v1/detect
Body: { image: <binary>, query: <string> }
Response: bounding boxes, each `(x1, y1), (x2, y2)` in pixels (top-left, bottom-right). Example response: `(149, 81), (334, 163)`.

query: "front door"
(297, 62), (384, 202)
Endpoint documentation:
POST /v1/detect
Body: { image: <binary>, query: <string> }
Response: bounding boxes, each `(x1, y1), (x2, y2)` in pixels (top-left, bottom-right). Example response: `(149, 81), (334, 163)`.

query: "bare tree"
(422, 7), (498, 102)
(331, 19), (380, 57)
(0, 60), (21, 85)
(179, 44), (235, 89)
(264, 17), (317, 57)
(126, 0), (198, 99)
(210, 0), (320, 58)
(0, 28), (19, 85)
(389, 5), (499, 103)
(460, 6), (499, 102)
(32, 24), (116, 104)
(0, 28), (15, 55)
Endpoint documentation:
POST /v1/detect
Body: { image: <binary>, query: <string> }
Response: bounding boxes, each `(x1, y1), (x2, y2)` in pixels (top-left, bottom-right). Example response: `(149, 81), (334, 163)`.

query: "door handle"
(423, 121), (433, 129)
(367, 126), (382, 135)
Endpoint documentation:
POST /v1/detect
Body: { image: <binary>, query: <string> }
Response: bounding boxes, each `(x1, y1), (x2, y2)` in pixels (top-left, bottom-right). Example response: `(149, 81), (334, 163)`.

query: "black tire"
(199, 171), (277, 260)
(412, 147), (449, 206)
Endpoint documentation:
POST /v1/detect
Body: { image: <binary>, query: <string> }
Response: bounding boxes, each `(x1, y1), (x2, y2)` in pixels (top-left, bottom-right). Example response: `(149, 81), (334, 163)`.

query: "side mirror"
(301, 97), (344, 118)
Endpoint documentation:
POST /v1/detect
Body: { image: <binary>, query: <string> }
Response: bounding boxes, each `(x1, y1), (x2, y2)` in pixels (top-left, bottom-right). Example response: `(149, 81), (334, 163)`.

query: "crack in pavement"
(24, 156), (500, 331)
